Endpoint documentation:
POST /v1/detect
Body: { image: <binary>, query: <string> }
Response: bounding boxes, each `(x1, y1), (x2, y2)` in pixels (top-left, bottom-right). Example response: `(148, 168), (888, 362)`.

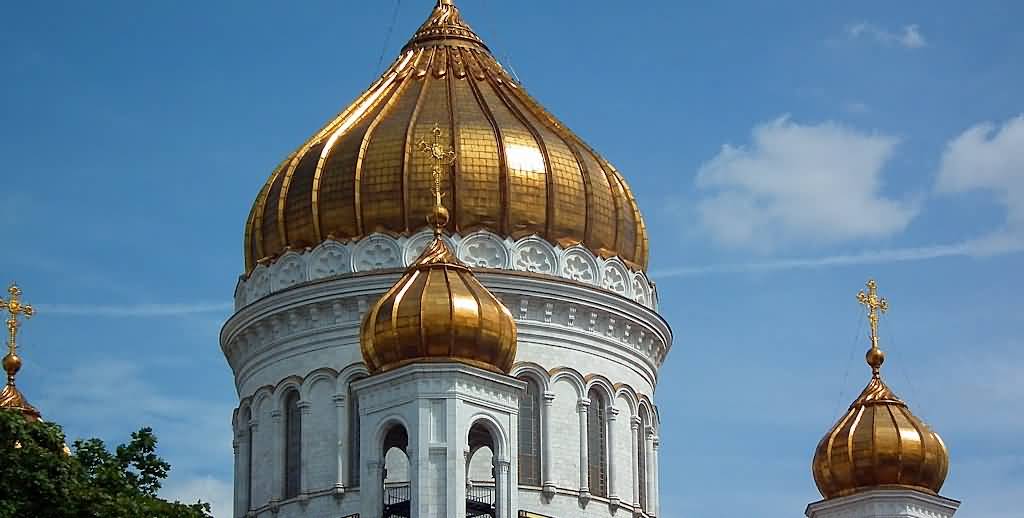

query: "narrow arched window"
(517, 377), (542, 486)
(587, 388), (608, 498)
(349, 380), (362, 487)
(638, 406), (649, 512)
(284, 390), (302, 499)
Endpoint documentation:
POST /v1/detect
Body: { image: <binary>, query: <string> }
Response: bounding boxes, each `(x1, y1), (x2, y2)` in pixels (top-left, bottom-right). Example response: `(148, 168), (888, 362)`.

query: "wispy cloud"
(845, 22), (927, 49)
(653, 236), (1024, 278)
(35, 302), (233, 317)
(694, 116), (918, 250)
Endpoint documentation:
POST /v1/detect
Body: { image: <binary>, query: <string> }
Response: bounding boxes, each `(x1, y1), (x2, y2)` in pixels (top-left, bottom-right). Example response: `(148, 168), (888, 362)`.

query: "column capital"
(297, 400), (313, 413)
(248, 418), (259, 430)
(577, 398), (591, 412)
(652, 436), (661, 449)
(607, 406), (620, 419)
(270, 409), (282, 421)
(232, 439), (240, 453)
(332, 393), (346, 406)
(631, 416), (642, 429)
(542, 391), (556, 404)
(495, 459), (511, 473)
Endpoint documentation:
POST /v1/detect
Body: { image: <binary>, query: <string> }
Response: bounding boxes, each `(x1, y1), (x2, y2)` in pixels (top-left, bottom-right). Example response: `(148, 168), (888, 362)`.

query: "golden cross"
(857, 279), (888, 352)
(416, 123), (457, 208)
(1, 283), (33, 357)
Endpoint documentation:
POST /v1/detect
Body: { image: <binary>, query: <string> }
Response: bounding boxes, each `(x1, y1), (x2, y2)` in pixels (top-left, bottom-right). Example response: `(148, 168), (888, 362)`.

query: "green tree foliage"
(0, 410), (213, 518)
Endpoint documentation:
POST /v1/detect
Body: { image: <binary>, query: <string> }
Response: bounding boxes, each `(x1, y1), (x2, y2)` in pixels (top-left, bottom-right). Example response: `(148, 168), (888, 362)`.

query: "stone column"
(363, 460), (385, 518)
(270, 409), (284, 505)
(245, 418), (257, 515)
(495, 459), (512, 518)
(577, 398), (590, 501)
(645, 427), (655, 517)
(297, 400), (313, 499)
(607, 405), (619, 505)
(333, 393), (347, 494)
(232, 437), (242, 517)
(542, 391), (556, 496)
(630, 416), (641, 510)
(652, 436), (661, 517)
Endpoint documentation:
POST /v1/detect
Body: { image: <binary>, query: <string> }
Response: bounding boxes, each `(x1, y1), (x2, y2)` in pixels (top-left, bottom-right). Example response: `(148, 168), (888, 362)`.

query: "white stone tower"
(220, 2), (672, 518)
(806, 280), (958, 518)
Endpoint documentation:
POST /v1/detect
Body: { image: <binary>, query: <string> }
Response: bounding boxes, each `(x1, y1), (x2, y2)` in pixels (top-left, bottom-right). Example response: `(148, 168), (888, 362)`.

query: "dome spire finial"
(857, 278), (888, 378)
(417, 123), (456, 236)
(1, 282), (40, 420)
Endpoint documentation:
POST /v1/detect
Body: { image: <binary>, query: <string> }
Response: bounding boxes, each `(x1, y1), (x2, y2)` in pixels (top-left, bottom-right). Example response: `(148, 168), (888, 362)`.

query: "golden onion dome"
(812, 280), (949, 499)
(359, 214), (517, 374)
(244, 0), (648, 273)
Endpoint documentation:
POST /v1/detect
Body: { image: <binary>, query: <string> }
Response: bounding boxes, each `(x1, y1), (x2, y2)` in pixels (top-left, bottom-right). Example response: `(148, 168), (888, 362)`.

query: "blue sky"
(2, 1), (1022, 516)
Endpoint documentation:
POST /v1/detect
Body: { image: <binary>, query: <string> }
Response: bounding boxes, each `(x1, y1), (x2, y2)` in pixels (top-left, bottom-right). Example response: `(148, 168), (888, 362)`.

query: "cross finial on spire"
(857, 279), (888, 377)
(417, 123), (457, 235)
(1, 283), (34, 385)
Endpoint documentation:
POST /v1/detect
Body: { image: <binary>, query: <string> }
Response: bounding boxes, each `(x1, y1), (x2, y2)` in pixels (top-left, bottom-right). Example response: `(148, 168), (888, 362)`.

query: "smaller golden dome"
(812, 280), (949, 499)
(359, 232), (517, 374)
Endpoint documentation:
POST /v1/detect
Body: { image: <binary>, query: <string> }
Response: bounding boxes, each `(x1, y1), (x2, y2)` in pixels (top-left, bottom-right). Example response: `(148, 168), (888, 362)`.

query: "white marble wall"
(224, 265), (671, 518)
(805, 489), (960, 518)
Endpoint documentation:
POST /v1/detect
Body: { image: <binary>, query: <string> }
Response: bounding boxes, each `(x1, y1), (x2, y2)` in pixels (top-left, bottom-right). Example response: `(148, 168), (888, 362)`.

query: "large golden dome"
(244, 0), (647, 273)
(359, 221), (517, 374)
(812, 280), (949, 500)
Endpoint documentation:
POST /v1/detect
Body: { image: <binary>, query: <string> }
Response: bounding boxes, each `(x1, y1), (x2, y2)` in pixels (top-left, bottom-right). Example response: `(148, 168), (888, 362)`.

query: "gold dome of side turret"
(359, 124), (517, 374)
(812, 280), (949, 500)
(243, 0), (648, 274)
(359, 230), (517, 375)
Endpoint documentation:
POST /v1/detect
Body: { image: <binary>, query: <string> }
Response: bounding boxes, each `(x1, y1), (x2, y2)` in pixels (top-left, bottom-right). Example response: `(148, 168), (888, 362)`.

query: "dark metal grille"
(587, 389), (607, 497)
(284, 390), (302, 499)
(350, 380), (363, 486)
(517, 378), (542, 486)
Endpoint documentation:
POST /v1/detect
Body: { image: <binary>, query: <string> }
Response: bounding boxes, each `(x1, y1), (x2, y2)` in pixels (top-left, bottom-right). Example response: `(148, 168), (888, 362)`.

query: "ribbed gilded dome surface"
(359, 232), (517, 374)
(244, 0), (648, 272)
(812, 375), (949, 499)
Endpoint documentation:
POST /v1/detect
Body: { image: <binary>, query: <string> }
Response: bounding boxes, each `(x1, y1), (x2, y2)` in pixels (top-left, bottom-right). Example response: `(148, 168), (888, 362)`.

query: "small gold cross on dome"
(417, 123), (457, 206)
(857, 279), (888, 351)
(1, 283), (33, 359)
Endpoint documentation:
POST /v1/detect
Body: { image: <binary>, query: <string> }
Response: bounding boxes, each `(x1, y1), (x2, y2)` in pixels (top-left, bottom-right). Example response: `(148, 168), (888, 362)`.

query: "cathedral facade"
(216, 2), (961, 518)
(220, 2), (668, 517)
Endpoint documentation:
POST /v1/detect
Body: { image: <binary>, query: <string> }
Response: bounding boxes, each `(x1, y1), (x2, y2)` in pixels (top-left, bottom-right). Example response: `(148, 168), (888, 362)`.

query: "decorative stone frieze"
(236, 231), (657, 310)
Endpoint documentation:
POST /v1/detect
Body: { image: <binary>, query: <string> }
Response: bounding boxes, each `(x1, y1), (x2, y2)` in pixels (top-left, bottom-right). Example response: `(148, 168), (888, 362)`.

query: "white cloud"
(937, 115), (1024, 232)
(653, 237), (1024, 278)
(36, 301), (233, 317)
(695, 116), (919, 250)
(162, 476), (233, 518)
(846, 22), (928, 49)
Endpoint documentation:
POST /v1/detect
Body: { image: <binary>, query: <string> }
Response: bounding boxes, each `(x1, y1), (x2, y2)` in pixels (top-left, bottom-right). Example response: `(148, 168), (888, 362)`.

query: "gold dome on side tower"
(359, 125), (517, 374)
(812, 280), (949, 500)
(244, 0), (648, 273)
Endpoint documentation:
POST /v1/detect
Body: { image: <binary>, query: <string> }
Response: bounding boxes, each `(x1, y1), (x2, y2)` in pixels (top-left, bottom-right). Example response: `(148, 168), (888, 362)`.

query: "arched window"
(638, 406), (649, 512)
(349, 379), (363, 487)
(587, 388), (608, 498)
(284, 390), (302, 499)
(517, 377), (542, 486)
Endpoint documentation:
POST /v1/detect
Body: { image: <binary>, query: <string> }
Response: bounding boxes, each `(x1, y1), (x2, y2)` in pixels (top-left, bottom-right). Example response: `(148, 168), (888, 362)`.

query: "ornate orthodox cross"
(417, 123), (457, 207)
(857, 279), (888, 351)
(0, 283), (33, 357)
